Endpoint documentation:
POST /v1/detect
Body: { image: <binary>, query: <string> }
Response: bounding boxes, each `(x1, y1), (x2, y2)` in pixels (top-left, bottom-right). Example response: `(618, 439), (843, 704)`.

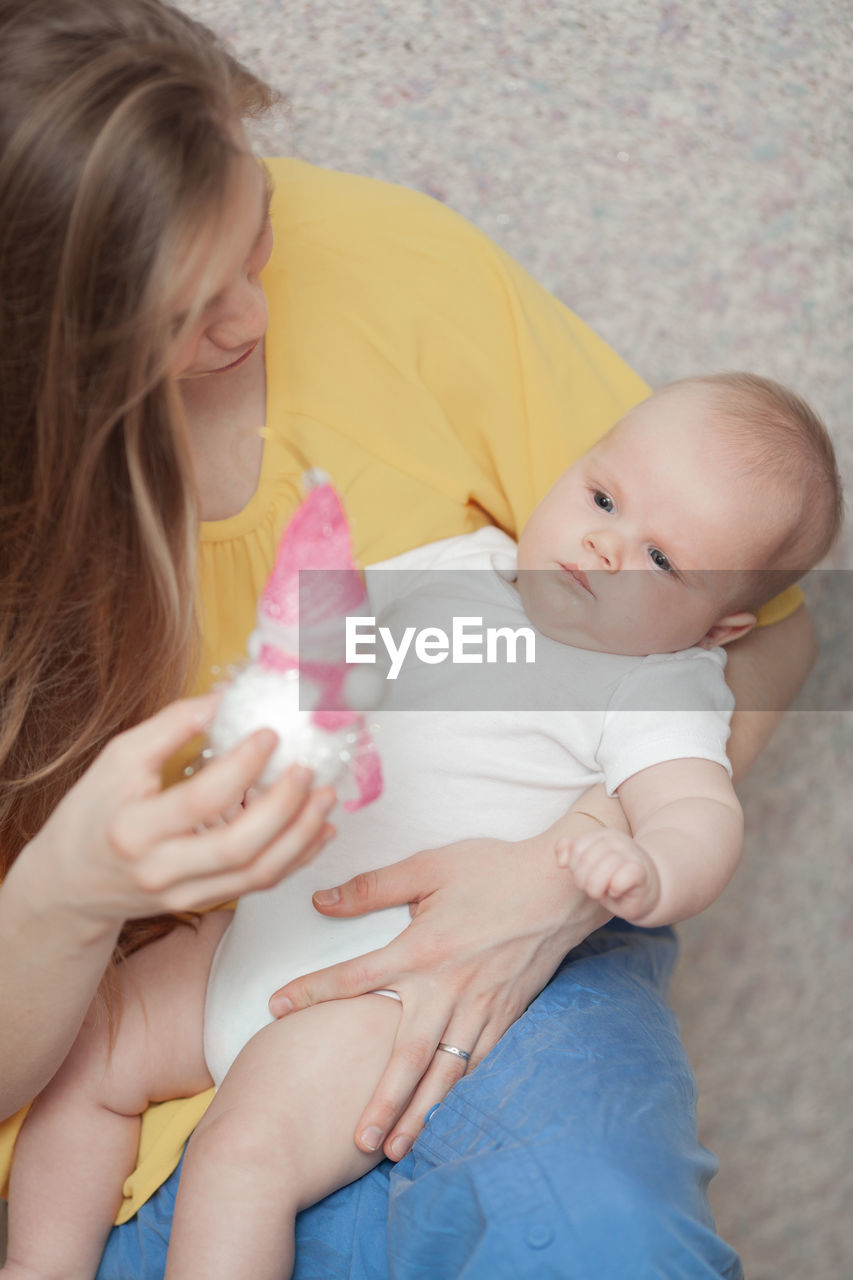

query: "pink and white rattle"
(207, 475), (382, 811)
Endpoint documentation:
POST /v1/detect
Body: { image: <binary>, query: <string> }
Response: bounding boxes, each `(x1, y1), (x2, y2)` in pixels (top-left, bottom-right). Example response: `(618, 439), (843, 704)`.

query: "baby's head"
(516, 372), (843, 656)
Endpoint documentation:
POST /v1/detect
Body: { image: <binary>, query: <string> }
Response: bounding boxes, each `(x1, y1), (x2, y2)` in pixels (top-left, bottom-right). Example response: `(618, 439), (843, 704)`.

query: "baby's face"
(516, 385), (782, 656)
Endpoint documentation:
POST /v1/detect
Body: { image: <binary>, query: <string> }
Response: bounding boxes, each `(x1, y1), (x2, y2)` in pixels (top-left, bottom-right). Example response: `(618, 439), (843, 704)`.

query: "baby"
(3, 372), (842, 1280)
(517, 369), (843, 923)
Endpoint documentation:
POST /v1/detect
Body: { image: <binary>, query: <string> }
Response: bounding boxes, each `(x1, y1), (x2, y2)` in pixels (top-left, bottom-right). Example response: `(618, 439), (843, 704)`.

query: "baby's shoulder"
(608, 645), (733, 714)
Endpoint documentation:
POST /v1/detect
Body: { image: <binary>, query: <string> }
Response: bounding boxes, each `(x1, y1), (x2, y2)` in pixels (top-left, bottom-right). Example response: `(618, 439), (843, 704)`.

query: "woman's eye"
(649, 547), (673, 573)
(593, 490), (614, 513)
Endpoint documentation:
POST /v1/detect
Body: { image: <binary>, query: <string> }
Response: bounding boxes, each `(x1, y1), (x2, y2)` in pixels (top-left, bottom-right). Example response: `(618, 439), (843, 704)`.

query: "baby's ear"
(698, 612), (758, 648)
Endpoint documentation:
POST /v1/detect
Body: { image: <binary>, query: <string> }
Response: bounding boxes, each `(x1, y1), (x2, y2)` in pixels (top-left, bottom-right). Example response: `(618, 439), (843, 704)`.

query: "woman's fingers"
(268, 946), (392, 1017)
(310, 852), (430, 916)
(379, 1021), (478, 1161)
(128, 729), (284, 843)
(160, 792), (337, 912)
(116, 692), (222, 772)
(156, 803), (335, 916)
(187, 774), (332, 874)
(351, 991), (452, 1155)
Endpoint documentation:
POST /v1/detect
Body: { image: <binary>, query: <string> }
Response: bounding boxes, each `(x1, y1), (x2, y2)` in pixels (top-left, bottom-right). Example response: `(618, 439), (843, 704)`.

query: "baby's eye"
(649, 547), (674, 573)
(593, 490), (614, 513)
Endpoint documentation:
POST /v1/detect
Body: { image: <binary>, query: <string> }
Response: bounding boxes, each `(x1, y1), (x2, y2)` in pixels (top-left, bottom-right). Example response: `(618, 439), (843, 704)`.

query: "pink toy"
(207, 475), (382, 811)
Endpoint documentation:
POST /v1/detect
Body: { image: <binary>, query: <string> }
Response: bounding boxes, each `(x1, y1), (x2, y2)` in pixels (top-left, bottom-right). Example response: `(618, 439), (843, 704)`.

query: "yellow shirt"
(0, 158), (802, 1221)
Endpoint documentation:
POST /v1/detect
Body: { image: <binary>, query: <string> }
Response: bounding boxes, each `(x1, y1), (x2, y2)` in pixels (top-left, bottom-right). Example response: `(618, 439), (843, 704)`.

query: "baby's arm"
(556, 758), (743, 926)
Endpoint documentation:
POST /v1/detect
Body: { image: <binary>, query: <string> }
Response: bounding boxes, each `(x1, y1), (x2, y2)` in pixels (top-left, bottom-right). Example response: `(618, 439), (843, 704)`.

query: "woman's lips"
(559, 563), (593, 595)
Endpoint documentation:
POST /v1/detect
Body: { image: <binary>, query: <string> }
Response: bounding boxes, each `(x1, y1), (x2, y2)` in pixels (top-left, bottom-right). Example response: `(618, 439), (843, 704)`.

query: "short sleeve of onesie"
(596, 648), (735, 794)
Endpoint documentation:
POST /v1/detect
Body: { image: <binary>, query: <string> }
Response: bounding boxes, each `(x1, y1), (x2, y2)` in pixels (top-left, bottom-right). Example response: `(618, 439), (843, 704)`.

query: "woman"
(0, 2), (814, 1276)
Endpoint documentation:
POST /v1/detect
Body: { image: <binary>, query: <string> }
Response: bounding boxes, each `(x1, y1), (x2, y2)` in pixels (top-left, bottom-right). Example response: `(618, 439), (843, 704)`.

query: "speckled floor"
(152, 2), (853, 1275)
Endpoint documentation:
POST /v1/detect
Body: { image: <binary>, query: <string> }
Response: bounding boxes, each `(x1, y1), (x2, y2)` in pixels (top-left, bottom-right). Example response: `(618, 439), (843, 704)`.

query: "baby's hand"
(555, 829), (661, 923)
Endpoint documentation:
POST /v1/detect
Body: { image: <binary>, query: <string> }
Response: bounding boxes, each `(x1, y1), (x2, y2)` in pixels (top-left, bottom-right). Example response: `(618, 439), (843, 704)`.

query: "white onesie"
(203, 527), (733, 1086)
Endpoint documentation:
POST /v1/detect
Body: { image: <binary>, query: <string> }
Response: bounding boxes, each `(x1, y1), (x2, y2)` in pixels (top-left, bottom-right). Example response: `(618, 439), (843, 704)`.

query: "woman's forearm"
(723, 604), (816, 785)
(0, 850), (119, 1118)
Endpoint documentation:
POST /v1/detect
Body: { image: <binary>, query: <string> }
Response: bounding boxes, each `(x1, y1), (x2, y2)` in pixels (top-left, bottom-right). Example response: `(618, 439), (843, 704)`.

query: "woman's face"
(171, 153), (273, 380)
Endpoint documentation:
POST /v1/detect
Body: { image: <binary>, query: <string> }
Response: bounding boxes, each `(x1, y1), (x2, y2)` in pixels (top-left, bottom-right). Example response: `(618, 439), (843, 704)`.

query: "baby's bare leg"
(2, 911), (230, 1280)
(165, 993), (403, 1280)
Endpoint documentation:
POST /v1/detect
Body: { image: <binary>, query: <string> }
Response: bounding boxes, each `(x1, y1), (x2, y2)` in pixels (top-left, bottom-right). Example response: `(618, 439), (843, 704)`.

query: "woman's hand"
(24, 692), (337, 930)
(268, 814), (612, 1162)
(0, 692), (337, 1117)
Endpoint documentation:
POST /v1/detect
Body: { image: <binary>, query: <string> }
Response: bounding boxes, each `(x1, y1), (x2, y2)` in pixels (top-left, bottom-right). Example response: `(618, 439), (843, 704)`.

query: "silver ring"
(437, 1042), (471, 1063)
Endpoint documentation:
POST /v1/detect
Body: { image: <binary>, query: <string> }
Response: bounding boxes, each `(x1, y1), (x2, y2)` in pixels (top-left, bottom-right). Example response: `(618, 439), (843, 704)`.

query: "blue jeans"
(97, 921), (743, 1279)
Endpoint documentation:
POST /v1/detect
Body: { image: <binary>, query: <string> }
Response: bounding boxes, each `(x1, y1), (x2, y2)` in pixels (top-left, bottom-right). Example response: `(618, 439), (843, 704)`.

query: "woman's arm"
(269, 606), (816, 1160)
(0, 696), (334, 1119)
(0, 858), (122, 1118)
(723, 603), (816, 785)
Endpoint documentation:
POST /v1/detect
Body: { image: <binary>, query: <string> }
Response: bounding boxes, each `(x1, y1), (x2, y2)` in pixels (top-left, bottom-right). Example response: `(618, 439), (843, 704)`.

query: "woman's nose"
(207, 279), (268, 350)
(582, 530), (621, 571)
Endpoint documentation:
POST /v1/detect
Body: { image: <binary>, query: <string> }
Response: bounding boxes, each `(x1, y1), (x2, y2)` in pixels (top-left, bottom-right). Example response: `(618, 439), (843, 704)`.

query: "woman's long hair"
(0, 0), (277, 957)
